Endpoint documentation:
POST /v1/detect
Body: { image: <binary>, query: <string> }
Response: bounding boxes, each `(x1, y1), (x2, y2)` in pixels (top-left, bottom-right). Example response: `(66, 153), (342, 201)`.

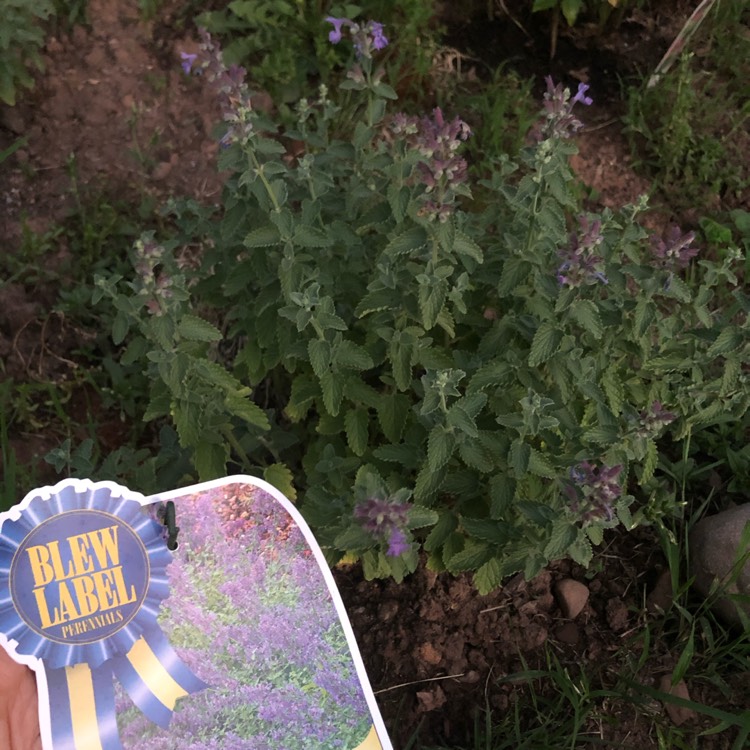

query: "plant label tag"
(0, 476), (393, 750)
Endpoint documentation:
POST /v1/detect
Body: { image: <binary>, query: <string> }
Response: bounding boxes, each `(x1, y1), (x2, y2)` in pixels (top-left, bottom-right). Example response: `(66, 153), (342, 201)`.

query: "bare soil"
(0, 2), (748, 748)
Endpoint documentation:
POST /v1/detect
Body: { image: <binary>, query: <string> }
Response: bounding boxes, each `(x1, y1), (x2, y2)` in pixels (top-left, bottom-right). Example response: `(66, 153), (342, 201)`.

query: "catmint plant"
(100, 23), (750, 592)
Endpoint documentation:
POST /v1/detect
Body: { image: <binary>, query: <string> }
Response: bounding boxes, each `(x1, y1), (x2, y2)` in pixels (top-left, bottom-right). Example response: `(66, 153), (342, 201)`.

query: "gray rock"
(689, 504), (750, 626)
(554, 578), (589, 619)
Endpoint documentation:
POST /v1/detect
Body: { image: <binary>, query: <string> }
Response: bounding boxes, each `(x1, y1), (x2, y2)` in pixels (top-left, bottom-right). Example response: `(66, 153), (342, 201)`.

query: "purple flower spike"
(326, 16), (349, 44)
(180, 52), (197, 74)
(368, 21), (388, 50)
(387, 528), (410, 557)
(572, 82), (593, 106)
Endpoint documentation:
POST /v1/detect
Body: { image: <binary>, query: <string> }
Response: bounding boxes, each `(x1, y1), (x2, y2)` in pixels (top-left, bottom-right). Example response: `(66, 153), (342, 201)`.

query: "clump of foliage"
(0, 0), (55, 105)
(95, 20), (749, 592)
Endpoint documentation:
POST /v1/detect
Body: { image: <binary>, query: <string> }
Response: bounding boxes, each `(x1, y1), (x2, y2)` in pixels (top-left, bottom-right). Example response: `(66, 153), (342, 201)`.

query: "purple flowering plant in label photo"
(93, 9), (749, 597)
(115, 481), (379, 750)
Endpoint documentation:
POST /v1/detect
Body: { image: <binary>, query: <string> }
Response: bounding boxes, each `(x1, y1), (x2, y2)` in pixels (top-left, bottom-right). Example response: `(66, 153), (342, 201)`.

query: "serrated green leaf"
(490, 475), (516, 519)
(419, 277), (448, 330)
(407, 506), (438, 529)
(372, 443), (419, 467)
(568, 535), (593, 566)
(387, 184), (410, 223)
(641, 438), (658, 484)
(428, 426), (456, 472)
(384, 226), (427, 257)
(543, 520), (578, 560)
(424, 513), (458, 552)
(414, 463), (446, 502)
(285, 376), (319, 421)
(498, 258), (531, 296)
(178, 314), (222, 343)
(528, 448), (557, 478)
(517, 501), (555, 526)
(474, 558), (502, 595)
(601, 364), (624, 416)
(225, 394), (270, 430)
(570, 299), (603, 339)
(336, 340), (373, 371)
(244, 225), (281, 247)
(389, 333), (414, 391)
(355, 288), (398, 317)
(664, 274), (692, 302)
(308, 339), (331, 378)
(634, 298), (655, 337)
(319, 370), (344, 416)
(454, 231), (483, 263)
(446, 541), (493, 573)
(509, 439), (531, 475)
(458, 439), (494, 473)
(586, 525), (604, 545)
(461, 517), (511, 545)
(293, 225), (333, 247)
(194, 441), (227, 481)
(334, 524), (376, 550)
(377, 392), (409, 443)
(447, 405), (478, 437)
(583, 425), (619, 445)
(345, 407), (369, 456)
(721, 355), (741, 396)
(528, 323), (563, 367)
(263, 462), (297, 501)
(708, 327), (743, 357)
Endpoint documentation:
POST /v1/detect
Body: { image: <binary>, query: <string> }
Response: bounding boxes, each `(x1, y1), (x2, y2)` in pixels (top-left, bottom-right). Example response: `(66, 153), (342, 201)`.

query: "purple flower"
(354, 497), (412, 556)
(572, 82), (593, 106)
(325, 16), (349, 44)
(387, 527), (411, 556)
(180, 52), (197, 74)
(565, 461), (623, 523)
(635, 401), (677, 438)
(368, 21), (388, 50)
(650, 224), (698, 271)
(556, 215), (607, 287)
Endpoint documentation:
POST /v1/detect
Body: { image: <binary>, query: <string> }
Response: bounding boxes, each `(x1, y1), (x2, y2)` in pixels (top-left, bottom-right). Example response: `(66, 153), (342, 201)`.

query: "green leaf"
(570, 299), (603, 339)
(319, 370), (344, 416)
(384, 226), (427, 257)
(568, 535), (593, 566)
(414, 463), (446, 502)
(112, 311), (130, 345)
(424, 513), (458, 552)
(293, 225), (333, 247)
(308, 339), (331, 378)
(664, 274), (692, 302)
(708, 327), (743, 357)
(407, 506), (439, 529)
(528, 448), (556, 478)
(377, 393), (409, 443)
(244, 225), (281, 247)
(474, 558), (502, 595)
(194, 441), (227, 481)
(336, 340), (373, 371)
(387, 184), (410, 223)
(543, 520), (578, 560)
(517, 500), (555, 526)
(634, 298), (655, 337)
(509, 439), (531, 476)
(586, 524), (604, 545)
(345, 407), (369, 456)
(428, 426), (456, 472)
(447, 405), (478, 437)
(225, 394), (270, 430)
(528, 323), (563, 367)
(418, 277), (448, 330)
(458, 439), (494, 473)
(601, 364), (624, 416)
(641, 438), (658, 484)
(498, 258), (531, 295)
(178, 314), (222, 343)
(263, 463), (297, 501)
(561, 0), (583, 25)
(454, 231), (483, 263)
(490, 475), (516, 519)
(334, 524), (376, 550)
(355, 289), (398, 317)
(446, 541), (493, 573)
(389, 333), (414, 391)
(461, 517), (510, 545)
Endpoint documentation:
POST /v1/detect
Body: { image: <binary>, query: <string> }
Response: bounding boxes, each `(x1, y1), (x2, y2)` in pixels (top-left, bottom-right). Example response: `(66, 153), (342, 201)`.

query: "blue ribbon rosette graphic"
(0, 480), (207, 750)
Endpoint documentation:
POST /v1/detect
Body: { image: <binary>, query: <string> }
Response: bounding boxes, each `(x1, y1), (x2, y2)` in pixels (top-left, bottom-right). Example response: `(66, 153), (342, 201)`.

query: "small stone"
(554, 578), (589, 619)
(152, 161), (173, 180)
(555, 622), (581, 644)
(121, 94), (135, 109)
(416, 686), (446, 713)
(690, 504), (750, 627)
(418, 643), (442, 666)
(605, 597), (629, 633)
(658, 675), (696, 726)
